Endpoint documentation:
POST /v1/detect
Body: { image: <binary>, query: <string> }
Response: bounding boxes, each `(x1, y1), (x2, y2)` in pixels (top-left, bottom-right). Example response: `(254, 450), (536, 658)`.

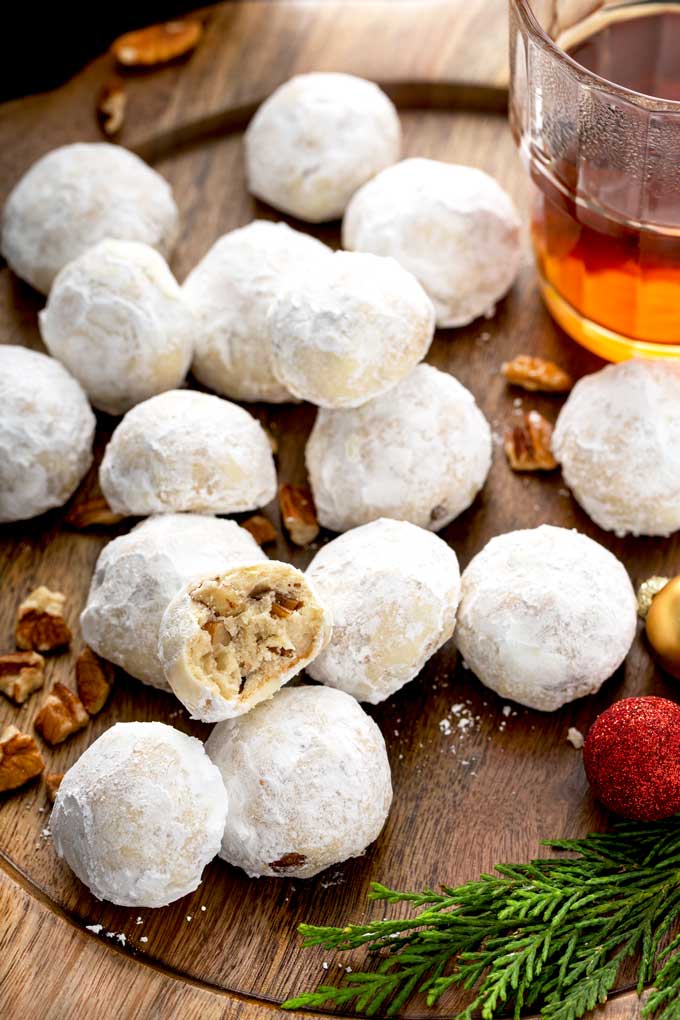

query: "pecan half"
(35, 683), (89, 745)
(504, 411), (558, 472)
(112, 20), (203, 67)
(0, 651), (45, 704)
(16, 587), (72, 653)
(279, 484), (319, 547)
(0, 726), (44, 793)
(241, 515), (277, 546)
(65, 495), (124, 529)
(97, 78), (127, 136)
(502, 354), (573, 393)
(44, 772), (64, 803)
(76, 647), (115, 715)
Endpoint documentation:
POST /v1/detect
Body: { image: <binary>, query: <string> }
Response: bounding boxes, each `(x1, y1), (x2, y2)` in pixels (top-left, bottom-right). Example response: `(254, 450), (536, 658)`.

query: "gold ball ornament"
(645, 576), (680, 679)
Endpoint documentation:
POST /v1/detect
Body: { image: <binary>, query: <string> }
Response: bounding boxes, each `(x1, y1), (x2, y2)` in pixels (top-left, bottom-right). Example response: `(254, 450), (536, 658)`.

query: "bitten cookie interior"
(160, 562), (331, 720)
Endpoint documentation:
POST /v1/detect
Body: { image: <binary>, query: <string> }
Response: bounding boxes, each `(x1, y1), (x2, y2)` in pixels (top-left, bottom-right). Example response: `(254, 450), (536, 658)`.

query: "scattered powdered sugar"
(498, 704), (519, 733)
(320, 870), (346, 889)
(86, 923), (150, 949)
(451, 702), (478, 734)
(436, 701), (481, 771)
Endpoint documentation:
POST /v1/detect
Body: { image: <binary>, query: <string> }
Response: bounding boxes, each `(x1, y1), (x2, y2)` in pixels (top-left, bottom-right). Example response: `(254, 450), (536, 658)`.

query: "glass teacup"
(509, 0), (680, 360)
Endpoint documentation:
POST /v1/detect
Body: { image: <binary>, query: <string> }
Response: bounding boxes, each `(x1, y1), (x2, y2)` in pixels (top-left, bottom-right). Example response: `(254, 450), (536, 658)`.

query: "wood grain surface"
(0, 2), (668, 1018)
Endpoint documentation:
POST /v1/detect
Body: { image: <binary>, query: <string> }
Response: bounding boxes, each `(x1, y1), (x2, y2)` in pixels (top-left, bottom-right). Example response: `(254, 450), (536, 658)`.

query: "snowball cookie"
(306, 363), (492, 532)
(158, 562), (331, 721)
(269, 251), (435, 409)
(0, 346), (95, 524)
(1, 143), (179, 295)
(81, 515), (265, 690)
(454, 525), (637, 712)
(184, 221), (331, 403)
(244, 72), (401, 223)
(343, 158), (522, 328)
(51, 722), (228, 907)
(306, 519), (461, 703)
(205, 686), (392, 877)
(39, 240), (193, 415)
(552, 360), (680, 537)
(99, 390), (277, 515)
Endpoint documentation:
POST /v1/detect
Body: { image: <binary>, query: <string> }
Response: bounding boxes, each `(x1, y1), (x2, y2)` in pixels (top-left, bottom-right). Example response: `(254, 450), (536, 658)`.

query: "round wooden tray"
(0, 4), (665, 1018)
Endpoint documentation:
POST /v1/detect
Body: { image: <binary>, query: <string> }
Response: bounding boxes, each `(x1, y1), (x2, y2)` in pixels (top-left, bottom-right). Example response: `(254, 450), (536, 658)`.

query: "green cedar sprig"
(282, 817), (680, 1020)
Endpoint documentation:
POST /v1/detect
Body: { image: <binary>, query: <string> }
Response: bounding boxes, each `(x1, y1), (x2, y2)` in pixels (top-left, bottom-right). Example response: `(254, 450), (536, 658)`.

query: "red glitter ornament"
(584, 696), (680, 821)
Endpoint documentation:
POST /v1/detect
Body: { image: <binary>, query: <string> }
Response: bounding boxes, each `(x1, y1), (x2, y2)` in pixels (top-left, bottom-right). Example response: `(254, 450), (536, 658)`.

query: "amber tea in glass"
(510, 1), (680, 360)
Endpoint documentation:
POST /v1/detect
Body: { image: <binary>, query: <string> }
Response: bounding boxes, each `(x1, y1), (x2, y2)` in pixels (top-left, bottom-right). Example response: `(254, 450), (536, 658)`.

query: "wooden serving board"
(0, 3), (663, 1018)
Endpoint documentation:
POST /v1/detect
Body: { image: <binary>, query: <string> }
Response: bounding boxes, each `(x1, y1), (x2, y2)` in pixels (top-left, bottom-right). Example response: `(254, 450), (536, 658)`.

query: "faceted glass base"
(539, 277), (680, 363)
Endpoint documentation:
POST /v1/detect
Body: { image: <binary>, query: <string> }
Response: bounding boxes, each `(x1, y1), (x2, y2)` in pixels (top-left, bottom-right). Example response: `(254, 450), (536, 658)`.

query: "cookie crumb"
(567, 727), (584, 749)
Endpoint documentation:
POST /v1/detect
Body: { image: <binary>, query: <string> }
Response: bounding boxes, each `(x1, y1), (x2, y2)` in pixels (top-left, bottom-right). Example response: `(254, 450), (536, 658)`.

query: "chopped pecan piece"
(16, 586), (72, 652)
(501, 354), (573, 393)
(504, 411), (558, 472)
(44, 772), (64, 803)
(279, 484), (320, 547)
(241, 515), (278, 546)
(0, 651), (45, 704)
(65, 495), (124, 529)
(269, 852), (307, 872)
(270, 603), (292, 619)
(270, 594), (303, 619)
(97, 78), (127, 136)
(76, 647), (115, 715)
(112, 19), (203, 67)
(0, 726), (44, 792)
(35, 683), (89, 745)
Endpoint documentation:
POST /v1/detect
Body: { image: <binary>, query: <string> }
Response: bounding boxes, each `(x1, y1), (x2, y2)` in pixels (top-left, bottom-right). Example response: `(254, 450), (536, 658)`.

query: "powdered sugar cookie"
(159, 562), (331, 721)
(343, 158), (521, 327)
(0, 346), (95, 523)
(269, 251), (434, 409)
(552, 360), (680, 537)
(184, 221), (331, 403)
(454, 525), (637, 711)
(51, 722), (227, 907)
(306, 518), (460, 703)
(40, 239), (193, 415)
(99, 390), (276, 515)
(244, 73), (400, 222)
(2, 143), (178, 294)
(205, 686), (392, 877)
(306, 363), (491, 531)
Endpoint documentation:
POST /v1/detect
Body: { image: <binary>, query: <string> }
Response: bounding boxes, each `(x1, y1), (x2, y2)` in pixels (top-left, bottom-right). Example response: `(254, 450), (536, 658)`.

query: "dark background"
(1, 5), (214, 101)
